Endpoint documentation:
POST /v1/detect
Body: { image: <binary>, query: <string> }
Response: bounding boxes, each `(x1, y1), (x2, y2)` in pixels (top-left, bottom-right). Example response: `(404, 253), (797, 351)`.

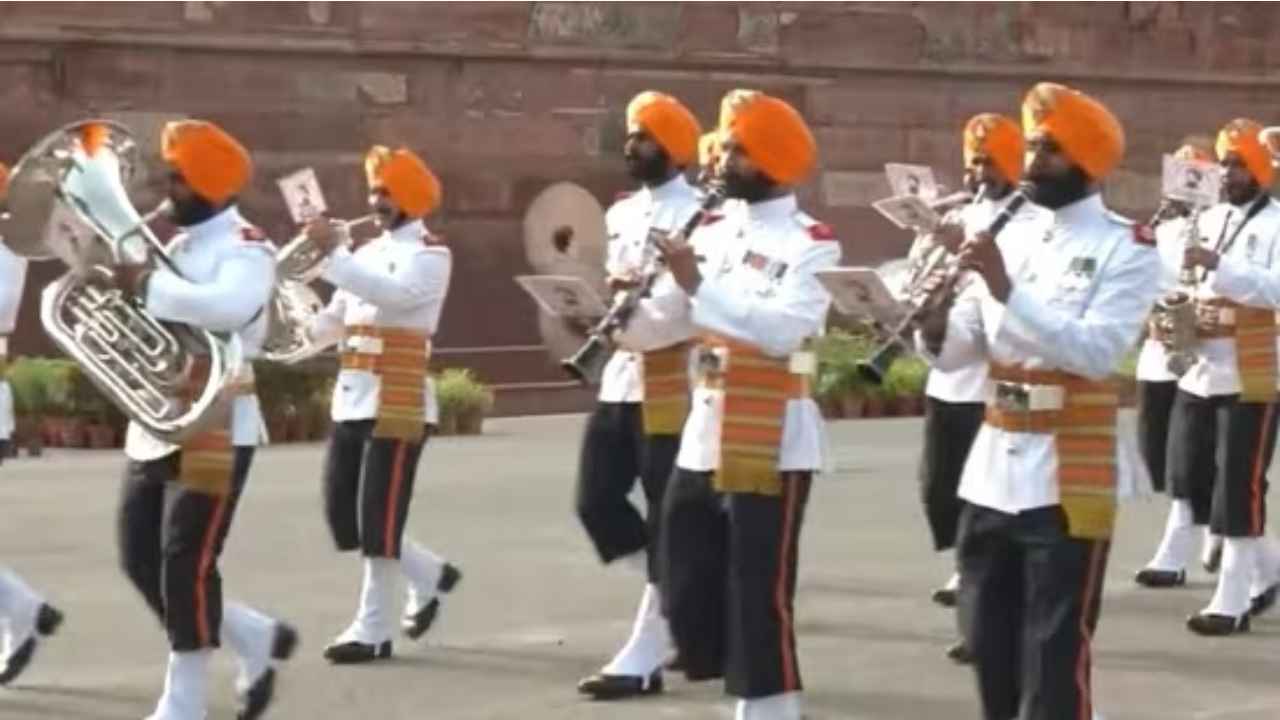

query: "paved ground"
(2, 414), (1279, 720)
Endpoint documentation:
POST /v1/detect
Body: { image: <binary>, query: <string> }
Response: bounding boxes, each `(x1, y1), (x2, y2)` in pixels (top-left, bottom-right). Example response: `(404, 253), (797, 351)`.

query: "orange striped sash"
(341, 324), (430, 442)
(642, 343), (692, 436)
(985, 365), (1118, 540)
(698, 337), (809, 496)
(1217, 301), (1277, 403)
(179, 360), (254, 496)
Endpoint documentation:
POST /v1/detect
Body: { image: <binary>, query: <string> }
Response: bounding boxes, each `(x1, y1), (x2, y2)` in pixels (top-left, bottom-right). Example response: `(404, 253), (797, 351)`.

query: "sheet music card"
(515, 275), (609, 320)
(277, 167), (328, 224)
(884, 163), (939, 201)
(814, 267), (908, 326)
(1161, 154), (1223, 208)
(872, 194), (940, 232)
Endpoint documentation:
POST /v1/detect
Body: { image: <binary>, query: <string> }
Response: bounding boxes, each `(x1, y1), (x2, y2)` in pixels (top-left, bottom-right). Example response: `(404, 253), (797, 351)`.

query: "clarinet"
(560, 183), (727, 385)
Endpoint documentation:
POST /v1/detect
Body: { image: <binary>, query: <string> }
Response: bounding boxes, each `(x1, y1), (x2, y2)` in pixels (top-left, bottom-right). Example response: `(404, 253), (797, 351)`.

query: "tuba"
(259, 214), (378, 364)
(0, 119), (243, 444)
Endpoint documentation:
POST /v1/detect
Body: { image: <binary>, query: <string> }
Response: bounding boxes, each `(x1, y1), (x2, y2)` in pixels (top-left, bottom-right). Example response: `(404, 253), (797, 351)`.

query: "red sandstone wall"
(1, 1), (1277, 409)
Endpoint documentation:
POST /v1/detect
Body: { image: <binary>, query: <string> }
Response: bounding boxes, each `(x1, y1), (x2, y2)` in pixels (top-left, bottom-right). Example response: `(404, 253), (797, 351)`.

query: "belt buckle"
(696, 345), (727, 384)
(993, 382), (1031, 413)
(347, 336), (384, 355)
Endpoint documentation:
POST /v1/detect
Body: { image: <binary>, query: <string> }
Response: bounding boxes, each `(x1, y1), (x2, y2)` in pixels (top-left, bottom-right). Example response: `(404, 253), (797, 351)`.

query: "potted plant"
(884, 356), (929, 417)
(436, 368), (494, 436)
(8, 358), (47, 457)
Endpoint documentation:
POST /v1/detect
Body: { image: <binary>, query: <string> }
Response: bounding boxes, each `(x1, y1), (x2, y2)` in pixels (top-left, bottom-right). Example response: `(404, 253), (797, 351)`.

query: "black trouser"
(117, 447), (254, 651)
(957, 503), (1109, 720)
(575, 401), (678, 582)
(1136, 380), (1177, 494)
(1167, 390), (1278, 536)
(323, 420), (427, 558)
(919, 398), (985, 551)
(0, 439), (8, 463)
(661, 469), (812, 699)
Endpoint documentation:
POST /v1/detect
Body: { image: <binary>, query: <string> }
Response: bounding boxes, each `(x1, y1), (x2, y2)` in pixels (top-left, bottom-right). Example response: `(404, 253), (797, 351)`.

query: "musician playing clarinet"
(914, 82), (1160, 720)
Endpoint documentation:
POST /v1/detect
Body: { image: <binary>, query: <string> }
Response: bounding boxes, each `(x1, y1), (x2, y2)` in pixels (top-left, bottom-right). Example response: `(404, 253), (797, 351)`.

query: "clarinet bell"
(561, 333), (610, 386)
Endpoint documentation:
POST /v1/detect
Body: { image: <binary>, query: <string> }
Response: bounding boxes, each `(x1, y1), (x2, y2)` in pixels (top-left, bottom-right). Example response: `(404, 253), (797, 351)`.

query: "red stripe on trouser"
(774, 472), (800, 692)
(1074, 542), (1106, 720)
(384, 441), (407, 556)
(194, 496), (228, 646)
(1250, 403), (1277, 535)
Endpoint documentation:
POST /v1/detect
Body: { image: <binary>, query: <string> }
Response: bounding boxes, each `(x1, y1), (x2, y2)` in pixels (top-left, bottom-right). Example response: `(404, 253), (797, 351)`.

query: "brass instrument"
(858, 187), (1029, 384)
(1150, 206), (1205, 376)
(561, 183), (726, 385)
(260, 214), (379, 364)
(0, 119), (243, 443)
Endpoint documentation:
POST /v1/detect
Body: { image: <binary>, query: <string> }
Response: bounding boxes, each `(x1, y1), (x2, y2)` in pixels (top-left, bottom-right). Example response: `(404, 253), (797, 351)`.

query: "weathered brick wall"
(2, 1), (1278, 404)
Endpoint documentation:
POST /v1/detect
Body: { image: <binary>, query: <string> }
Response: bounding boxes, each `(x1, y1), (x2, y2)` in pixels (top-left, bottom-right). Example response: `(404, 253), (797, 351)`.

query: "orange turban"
(364, 146), (441, 218)
(963, 113), (1024, 185)
(724, 93), (817, 185)
(626, 91), (700, 168)
(160, 120), (252, 205)
(1216, 118), (1274, 187)
(698, 132), (720, 169)
(1021, 82), (1125, 180)
(0, 162), (9, 203)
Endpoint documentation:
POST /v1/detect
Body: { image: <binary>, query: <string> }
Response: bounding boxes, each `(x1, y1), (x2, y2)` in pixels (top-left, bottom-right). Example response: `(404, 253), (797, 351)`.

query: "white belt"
(345, 335), (385, 355)
(986, 381), (1065, 412)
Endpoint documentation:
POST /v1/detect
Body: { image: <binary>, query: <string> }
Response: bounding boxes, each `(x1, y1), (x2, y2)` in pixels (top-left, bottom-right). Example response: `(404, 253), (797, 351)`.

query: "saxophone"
(1151, 207), (1204, 377)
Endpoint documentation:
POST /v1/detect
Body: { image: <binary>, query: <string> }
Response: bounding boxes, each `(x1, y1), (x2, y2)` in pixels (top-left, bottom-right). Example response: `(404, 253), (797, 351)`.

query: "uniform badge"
(1063, 256), (1096, 290)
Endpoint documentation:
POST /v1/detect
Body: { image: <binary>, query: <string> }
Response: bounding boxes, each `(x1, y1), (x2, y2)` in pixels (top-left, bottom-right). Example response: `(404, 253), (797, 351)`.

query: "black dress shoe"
(577, 671), (663, 700)
(402, 563), (462, 640)
(237, 667), (276, 720)
(0, 637), (36, 686)
(1134, 568), (1187, 588)
(1204, 545), (1223, 574)
(945, 639), (973, 665)
(1249, 584), (1280, 617)
(271, 622), (299, 661)
(0, 604), (64, 686)
(323, 639), (392, 664)
(35, 604), (63, 636)
(1186, 612), (1250, 636)
(931, 587), (957, 608)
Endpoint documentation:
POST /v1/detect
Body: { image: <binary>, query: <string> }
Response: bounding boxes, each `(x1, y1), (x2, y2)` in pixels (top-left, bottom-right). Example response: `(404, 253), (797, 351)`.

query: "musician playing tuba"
(300, 145), (462, 664)
(96, 120), (298, 720)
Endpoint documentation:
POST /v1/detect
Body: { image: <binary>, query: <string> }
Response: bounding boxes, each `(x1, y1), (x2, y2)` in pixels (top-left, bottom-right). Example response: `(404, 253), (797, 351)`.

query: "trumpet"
(275, 213), (379, 284)
(858, 187), (1029, 384)
(261, 213), (380, 365)
(561, 183), (726, 385)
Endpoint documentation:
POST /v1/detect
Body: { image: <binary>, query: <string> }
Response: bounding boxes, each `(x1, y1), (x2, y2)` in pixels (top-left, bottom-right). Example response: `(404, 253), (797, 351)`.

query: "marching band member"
(615, 90), (837, 720)
(110, 121), (297, 720)
(913, 114), (1043, 664)
(1161, 119), (1280, 635)
(916, 82), (1159, 719)
(1134, 140), (1228, 589)
(0, 161), (65, 687)
(304, 145), (461, 664)
(574, 91), (702, 700)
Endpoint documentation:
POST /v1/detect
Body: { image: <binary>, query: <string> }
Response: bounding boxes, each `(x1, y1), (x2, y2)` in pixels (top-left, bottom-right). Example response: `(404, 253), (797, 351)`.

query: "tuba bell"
(0, 119), (243, 444)
(259, 214), (378, 364)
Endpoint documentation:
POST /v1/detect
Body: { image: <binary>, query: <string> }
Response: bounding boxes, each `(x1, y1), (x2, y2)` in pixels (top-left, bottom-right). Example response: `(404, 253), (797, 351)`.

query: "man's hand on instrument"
(932, 221), (966, 254)
(304, 217), (340, 254)
(107, 263), (152, 300)
(657, 235), (702, 294)
(1184, 245), (1219, 271)
(607, 274), (641, 292)
(958, 231), (1011, 303)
